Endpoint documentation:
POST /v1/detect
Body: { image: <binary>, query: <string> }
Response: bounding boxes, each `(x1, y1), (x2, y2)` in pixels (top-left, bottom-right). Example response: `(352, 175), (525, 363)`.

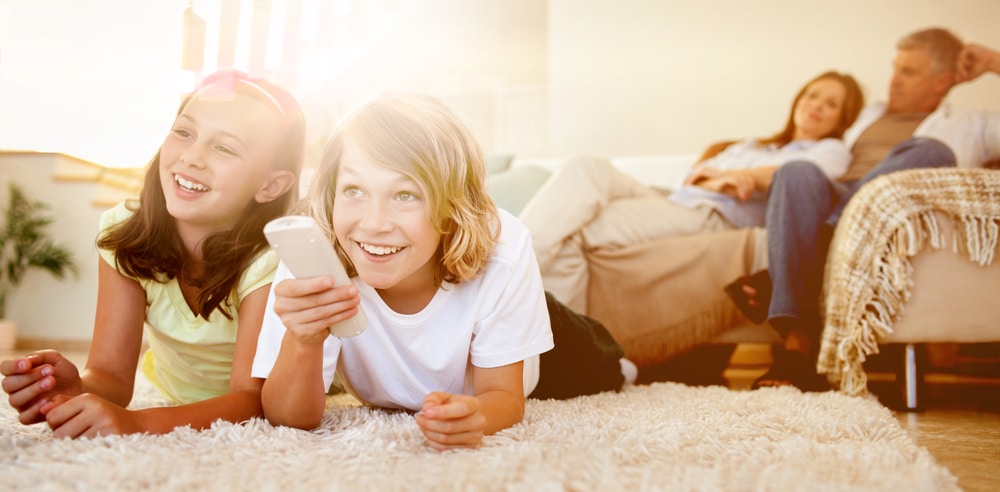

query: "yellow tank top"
(99, 202), (278, 404)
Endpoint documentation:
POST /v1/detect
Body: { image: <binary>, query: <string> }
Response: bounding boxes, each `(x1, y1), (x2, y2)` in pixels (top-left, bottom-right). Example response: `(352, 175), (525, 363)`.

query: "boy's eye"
(215, 145), (237, 156)
(396, 191), (419, 202)
(342, 186), (362, 198)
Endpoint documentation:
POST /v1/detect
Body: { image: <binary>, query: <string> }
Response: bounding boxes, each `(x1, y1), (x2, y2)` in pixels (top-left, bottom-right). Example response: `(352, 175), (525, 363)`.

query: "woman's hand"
(415, 392), (488, 451)
(0, 350), (84, 425)
(684, 166), (723, 186)
(40, 393), (144, 438)
(694, 171), (756, 201)
(272, 276), (361, 346)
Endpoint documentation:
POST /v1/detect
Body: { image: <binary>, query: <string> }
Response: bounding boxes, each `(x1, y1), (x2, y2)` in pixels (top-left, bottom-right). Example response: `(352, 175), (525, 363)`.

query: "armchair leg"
(900, 343), (926, 412)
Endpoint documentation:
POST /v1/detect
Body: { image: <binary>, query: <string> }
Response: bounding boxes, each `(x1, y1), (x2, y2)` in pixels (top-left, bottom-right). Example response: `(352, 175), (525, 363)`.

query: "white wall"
(0, 154), (103, 343)
(547, 0), (1000, 158)
(0, 0), (183, 169)
(2, 0), (1000, 342)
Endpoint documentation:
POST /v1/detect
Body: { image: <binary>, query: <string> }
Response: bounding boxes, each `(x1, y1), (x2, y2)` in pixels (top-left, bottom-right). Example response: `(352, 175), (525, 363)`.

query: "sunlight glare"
(265, 0), (287, 70)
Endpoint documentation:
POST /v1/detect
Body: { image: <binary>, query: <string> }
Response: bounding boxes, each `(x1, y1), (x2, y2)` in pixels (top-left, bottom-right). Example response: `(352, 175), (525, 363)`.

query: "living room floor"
(639, 343), (1000, 492)
(2, 347), (997, 492)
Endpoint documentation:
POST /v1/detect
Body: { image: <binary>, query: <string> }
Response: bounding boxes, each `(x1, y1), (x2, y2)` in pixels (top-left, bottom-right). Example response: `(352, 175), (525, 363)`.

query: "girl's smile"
(173, 173), (211, 194)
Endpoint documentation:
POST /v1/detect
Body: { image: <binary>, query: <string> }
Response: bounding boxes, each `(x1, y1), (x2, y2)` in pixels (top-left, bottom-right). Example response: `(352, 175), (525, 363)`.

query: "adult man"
(731, 28), (1000, 391)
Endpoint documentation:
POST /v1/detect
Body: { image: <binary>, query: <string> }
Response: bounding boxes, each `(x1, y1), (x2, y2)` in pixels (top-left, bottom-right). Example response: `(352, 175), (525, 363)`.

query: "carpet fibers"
(0, 379), (959, 491)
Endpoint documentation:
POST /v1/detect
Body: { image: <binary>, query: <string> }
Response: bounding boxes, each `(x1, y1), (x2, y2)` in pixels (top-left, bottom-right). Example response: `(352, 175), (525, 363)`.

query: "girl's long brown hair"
(96, 72), (305, 320)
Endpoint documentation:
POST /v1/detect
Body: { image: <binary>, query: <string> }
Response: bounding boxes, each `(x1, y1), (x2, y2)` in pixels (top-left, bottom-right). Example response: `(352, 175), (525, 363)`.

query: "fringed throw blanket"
(818, 167), (1000, 396)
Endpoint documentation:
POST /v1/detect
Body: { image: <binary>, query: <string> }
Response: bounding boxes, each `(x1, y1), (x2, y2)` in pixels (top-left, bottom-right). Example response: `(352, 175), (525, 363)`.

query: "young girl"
(252, 93), (628, 451)
(0, 71), (305, 438)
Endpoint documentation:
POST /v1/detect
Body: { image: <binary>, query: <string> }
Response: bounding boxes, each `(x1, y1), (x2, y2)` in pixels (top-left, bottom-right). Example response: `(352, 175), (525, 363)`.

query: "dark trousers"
(532, 292), (625, 400)
(765, 137), (957, 339)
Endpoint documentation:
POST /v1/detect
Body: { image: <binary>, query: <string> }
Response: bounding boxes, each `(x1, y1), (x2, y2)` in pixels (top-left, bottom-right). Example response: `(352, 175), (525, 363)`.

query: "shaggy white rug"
(0, 378), (959, 491)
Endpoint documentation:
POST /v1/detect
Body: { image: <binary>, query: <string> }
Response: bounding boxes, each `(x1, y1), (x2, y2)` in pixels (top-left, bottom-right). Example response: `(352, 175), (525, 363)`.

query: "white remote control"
(263, 215), (367, 338)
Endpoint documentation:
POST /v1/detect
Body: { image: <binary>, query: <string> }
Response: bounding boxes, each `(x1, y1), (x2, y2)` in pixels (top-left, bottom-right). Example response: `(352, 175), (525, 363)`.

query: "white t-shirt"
(251, 209), (555, 410)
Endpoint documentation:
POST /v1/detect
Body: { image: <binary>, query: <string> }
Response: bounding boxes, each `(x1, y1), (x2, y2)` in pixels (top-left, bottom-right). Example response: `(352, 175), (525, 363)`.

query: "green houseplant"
(0, 182), (78, 348)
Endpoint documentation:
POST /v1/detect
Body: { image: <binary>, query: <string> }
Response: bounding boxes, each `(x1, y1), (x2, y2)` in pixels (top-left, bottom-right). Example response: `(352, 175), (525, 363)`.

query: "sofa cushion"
(485, 164), (551, 215)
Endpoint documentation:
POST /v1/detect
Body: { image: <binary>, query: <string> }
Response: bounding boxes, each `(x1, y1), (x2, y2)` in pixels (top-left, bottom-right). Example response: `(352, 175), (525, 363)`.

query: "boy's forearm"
(260, 339), (328, 429)
(477, 389), (525, 435)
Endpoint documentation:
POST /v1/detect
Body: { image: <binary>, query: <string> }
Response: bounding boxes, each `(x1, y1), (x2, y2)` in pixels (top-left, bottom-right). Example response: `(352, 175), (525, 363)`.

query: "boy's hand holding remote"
(264, 216), (367, 339)
(270, 276), (361, 346)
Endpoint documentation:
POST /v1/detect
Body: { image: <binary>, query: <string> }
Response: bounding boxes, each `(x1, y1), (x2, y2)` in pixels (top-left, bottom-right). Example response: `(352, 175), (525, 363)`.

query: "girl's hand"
(40, 393), (144, 439)
(0, 350), (84, 425)
(272, 276), (361, 346)
(415, 391), (488, 451)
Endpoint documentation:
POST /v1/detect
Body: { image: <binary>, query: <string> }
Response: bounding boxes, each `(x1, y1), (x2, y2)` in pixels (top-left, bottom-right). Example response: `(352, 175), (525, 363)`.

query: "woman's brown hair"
(696, 71), (864, 163)
(759, 70), (865, 147)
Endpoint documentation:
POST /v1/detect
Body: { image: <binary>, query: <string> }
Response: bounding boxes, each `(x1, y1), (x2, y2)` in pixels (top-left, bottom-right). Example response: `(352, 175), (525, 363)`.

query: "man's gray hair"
(897, 28), (964, 73)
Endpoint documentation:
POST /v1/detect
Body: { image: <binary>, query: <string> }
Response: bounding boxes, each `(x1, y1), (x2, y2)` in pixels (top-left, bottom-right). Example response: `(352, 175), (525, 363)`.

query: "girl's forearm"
(79, 367), (137, 407)
(133, 389), (263, 434)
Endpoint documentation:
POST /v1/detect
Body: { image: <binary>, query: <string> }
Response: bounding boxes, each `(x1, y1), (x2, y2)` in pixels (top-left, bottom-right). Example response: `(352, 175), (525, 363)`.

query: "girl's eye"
(172, 128), (192, 138)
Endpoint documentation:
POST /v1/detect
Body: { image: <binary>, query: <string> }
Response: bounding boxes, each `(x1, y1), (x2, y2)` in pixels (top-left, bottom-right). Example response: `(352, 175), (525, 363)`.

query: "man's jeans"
(765, 137), (957, 338)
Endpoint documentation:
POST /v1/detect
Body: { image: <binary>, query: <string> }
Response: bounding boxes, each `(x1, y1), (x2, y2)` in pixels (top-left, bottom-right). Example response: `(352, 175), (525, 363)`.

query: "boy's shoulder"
(497, 208), (532, 244)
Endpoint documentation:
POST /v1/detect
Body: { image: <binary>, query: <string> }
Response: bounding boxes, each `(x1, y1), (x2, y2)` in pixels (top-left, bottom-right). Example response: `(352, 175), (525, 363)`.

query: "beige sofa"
(581, 166), (1000, 410)
(491, 157), (998, 407)
(489, 155), (779, 370)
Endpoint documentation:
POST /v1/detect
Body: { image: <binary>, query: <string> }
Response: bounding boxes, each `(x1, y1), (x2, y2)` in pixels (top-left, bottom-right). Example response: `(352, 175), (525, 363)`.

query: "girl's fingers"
(5, 369), (54, 410)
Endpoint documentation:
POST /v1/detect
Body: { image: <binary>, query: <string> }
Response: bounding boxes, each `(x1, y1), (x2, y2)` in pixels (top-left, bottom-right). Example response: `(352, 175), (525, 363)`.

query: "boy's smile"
(333, 143), (443, 311)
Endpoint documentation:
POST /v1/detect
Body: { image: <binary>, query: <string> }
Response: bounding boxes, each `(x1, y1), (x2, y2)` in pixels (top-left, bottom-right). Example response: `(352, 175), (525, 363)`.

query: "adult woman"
(518, 71), (865, 313)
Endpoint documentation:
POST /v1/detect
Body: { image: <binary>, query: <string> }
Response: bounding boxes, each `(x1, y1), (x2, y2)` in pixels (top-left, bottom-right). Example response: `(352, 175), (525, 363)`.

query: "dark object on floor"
(724, 270), (772, 324)
(752, 348), (830, 392)
(636, 345), (735, 387)
(533, 292), (626, 400)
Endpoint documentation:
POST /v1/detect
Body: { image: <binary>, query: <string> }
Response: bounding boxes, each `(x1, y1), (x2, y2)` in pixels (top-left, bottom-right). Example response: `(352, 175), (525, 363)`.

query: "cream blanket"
(819, 168), (1000, 396)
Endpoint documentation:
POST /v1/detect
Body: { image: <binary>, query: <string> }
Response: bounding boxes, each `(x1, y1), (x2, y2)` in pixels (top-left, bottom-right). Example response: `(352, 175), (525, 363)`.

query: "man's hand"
(415, 392), (487, 451)
(956, 43), (1000, 84)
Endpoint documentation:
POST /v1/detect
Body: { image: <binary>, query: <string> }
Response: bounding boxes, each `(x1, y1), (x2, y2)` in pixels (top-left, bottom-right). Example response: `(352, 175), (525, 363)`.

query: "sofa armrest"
(818, 167), (1000, 396)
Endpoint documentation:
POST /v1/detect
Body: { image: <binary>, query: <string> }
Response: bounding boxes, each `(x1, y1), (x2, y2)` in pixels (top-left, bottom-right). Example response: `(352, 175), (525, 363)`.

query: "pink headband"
(196, 71), (286, 117)
(235, 79), (287, 117)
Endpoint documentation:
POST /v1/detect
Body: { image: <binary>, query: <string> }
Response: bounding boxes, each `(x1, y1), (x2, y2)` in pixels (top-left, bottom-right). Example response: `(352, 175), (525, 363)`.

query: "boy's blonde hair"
(309, 93), (501, 284)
